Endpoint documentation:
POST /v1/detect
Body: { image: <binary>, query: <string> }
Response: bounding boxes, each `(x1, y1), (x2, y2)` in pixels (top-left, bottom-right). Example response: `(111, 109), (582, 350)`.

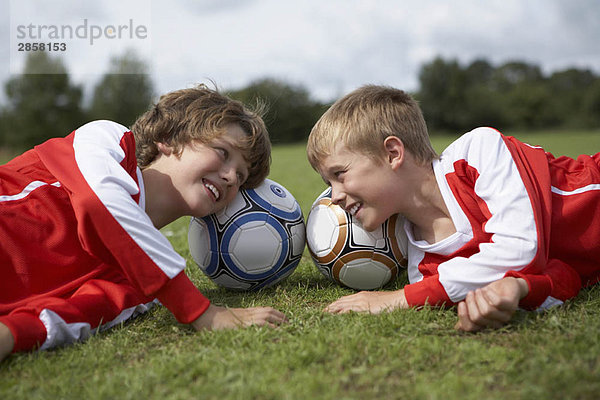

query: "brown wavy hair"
(132, 84), (271, 188)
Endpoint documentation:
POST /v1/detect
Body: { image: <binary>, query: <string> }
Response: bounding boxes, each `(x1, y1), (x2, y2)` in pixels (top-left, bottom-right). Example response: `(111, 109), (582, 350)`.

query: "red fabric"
(0, 313), (47, 353)
(34, 131), (209, 312)
(547, 153), (600, 287)
(0, 269), (152, 353)
(404, 276), (451, 307)
(404, 131), (600, 309)
(1, 124), (210, 352)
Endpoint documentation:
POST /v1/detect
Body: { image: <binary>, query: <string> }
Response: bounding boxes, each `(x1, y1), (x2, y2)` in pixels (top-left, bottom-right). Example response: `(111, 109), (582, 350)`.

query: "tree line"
(1, 52), (598, 151)
(418, 57), (600, 132)
(0, 51), (153, 150)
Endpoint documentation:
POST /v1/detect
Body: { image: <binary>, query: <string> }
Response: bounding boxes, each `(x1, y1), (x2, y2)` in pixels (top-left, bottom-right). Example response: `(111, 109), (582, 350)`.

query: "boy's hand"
(0, 322), (14, 362)
(455, 277), (528, 332)
(191, 304), (288, 331)
(324, 289), (408, 314)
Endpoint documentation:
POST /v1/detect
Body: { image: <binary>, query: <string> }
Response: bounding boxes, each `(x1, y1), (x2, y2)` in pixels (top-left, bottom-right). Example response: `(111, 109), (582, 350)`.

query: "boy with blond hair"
(1, 85), (287, 361)
(307, 85), (600, 331)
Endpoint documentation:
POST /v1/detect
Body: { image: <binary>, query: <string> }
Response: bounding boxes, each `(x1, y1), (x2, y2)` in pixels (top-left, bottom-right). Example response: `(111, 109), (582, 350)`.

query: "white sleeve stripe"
(436, 128), (538, 301)
(551, 184), (600, 196)
(0, 181), (61, 202)
(72, 121), (185, 279)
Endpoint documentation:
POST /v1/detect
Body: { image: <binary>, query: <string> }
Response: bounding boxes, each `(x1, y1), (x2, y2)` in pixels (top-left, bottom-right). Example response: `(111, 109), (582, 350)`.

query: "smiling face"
(152, 123), (250, 219)
(318, 142), (401, 232)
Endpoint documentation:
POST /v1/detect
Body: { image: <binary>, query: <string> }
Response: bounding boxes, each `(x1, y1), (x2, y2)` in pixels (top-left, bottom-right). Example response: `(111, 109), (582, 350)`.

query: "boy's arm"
(192, 304), (288, 330)
(404, 128), (568, 309)
(323, 289), (408, 314)
(455, 277), (527, 332)
(36, 121), (209, 324)
(503, 258), (581, 309)
(456, 258), (582, 332)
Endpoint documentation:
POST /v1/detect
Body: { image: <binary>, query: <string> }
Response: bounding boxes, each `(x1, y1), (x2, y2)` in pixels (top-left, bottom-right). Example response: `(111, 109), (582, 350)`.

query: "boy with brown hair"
(0, 85), (286, 361)
(307, 85), (599, 331)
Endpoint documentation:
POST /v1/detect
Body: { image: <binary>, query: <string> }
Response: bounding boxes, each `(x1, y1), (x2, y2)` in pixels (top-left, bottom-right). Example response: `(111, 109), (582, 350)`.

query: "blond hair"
(132, 84), (270, 188)
(307, 85), (437, 169)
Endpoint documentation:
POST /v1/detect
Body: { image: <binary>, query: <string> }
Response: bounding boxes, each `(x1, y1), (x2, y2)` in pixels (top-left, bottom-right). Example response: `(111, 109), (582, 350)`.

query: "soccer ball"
(306, 188), (406, 290)
(188, 178), (306, 291)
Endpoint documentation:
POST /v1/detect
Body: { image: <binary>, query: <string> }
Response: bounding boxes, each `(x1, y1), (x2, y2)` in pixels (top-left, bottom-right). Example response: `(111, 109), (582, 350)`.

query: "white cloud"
(1, 0), (599, 104)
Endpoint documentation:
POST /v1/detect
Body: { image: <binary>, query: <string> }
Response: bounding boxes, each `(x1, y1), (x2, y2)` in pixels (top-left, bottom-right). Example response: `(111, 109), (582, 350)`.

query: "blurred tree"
(465, 59), (495, 85)
(548, 68), (596, 128)
(582, 78), (600, 128)
(502, 82), (557, 128)
(493, 62), (556, 128)
(462, 59), (507, 129)
(89, 50), (154, 127)
(416, 57), (469, 132)
(228, 78), (327, 143)
(0, 108), (9, 153)
(491, 61), (544, 91)
(416, 58), (600, 132)
(2, 52), (85, 149)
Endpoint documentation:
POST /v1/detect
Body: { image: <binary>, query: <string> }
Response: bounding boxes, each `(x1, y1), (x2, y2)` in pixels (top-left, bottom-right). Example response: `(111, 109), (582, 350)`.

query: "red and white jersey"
(0, 121), (209, 325)
(402, 127), (600, 310)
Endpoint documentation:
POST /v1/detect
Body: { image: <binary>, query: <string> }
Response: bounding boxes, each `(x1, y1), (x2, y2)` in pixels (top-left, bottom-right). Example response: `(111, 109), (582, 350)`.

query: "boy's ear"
(156, 142), (173, 156)
(383, 136), (405, 169)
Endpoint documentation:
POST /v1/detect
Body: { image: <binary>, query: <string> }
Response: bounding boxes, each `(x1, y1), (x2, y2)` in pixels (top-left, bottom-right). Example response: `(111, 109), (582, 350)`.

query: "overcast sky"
(1, 0), (599, 104)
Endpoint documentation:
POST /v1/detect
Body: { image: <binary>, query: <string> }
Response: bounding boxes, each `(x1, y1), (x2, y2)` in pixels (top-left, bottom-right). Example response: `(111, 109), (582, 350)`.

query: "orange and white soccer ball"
(306, 188), (407, 290)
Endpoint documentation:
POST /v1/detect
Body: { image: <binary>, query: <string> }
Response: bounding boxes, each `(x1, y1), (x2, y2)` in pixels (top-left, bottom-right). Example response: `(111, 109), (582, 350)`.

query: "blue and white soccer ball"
(306, 188), (406, 290)
(188, 178), (306, 291)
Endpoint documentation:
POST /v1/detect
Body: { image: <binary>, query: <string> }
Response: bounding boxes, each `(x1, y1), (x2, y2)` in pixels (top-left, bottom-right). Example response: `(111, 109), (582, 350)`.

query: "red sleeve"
(156, 272), (210, 323)
(505, 258), (582, 310)
(499, 135), (553, 275)
(404, 276), (454, 307)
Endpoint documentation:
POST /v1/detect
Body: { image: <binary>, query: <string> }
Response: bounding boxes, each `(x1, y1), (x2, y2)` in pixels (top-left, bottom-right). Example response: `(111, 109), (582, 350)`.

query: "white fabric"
(551, 184), (600, 196)
(0, 181), (61, 202)
(536, 296), (563, 311)
(38, 300), (157, 350)
(404, 128), (538, 302)
(72, 121), (185, 279)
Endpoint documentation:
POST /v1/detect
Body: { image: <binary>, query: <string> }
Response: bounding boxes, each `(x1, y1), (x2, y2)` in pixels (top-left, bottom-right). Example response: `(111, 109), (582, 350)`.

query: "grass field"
(2, 130), (600, 399)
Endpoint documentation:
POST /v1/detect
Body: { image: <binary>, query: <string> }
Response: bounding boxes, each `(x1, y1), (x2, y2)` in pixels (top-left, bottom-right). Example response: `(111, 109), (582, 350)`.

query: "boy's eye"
(215, 147), (228, 158)
(237, 172), (246, 185)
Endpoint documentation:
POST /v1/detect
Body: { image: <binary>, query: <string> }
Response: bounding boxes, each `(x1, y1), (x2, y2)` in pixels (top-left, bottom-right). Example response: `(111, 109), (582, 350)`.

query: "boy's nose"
(221, 165), (238, 185)
(330, 186), (344, 206)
